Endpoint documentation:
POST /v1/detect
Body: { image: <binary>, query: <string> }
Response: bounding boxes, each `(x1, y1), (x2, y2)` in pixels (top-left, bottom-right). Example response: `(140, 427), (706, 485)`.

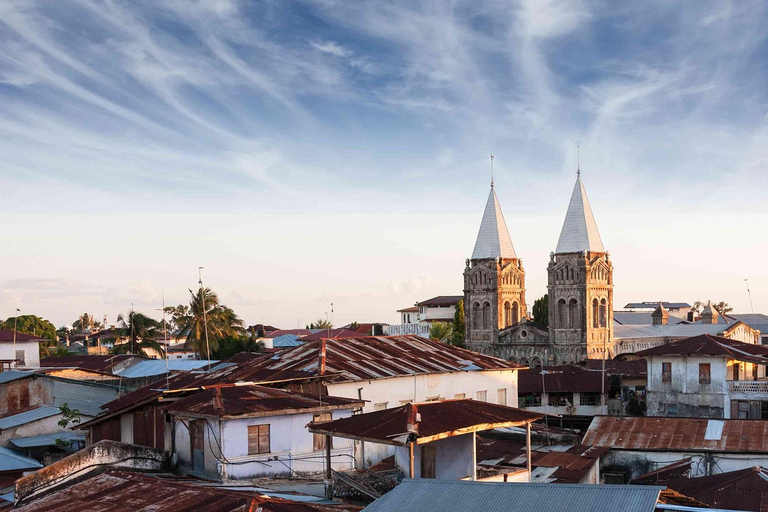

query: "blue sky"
(1, 1), (768, 327)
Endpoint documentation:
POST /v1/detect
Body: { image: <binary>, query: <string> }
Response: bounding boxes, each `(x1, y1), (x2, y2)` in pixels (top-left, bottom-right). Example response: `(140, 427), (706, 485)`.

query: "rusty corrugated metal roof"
(636, 334), (768, 363)
(262, 335), (521, 382)
(583, 416), (768, 453)
(166, 384), (363, 418)
(308, 400), (542, 445)
(660, 466), (768, 511)
(39, 355), (140, 373)
(518, 365), (608, 393)
(14, 469), (362, 511)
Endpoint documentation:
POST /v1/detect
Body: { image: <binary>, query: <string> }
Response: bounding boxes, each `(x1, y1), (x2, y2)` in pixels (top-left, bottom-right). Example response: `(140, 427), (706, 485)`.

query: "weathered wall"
(646, 355), (728, 418)
(393, 434), (475, 480)
(173, 408), (356, 480)
(601, 449), (768, 481)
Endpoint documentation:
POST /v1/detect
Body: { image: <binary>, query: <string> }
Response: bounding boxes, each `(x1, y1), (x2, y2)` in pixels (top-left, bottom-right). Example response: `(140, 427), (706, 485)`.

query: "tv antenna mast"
(745, 279), (755, 314)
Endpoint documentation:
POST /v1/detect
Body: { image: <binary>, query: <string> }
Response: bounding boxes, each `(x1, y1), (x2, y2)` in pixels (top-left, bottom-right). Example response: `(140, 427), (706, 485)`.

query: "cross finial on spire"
(490, 154), (494, 188)
(577, 142), (581, 178)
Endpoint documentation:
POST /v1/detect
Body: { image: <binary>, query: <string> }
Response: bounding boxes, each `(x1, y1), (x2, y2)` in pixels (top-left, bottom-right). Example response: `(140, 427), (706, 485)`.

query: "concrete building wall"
(173, 409), (356, 480)
(330, 370), (518, 467)
(0, 414), (94, 447)
(601, 449), (768, 481)
(393, 434), (475, 480)
(120, 412), (133, 445)
(2, 341), (40, 368)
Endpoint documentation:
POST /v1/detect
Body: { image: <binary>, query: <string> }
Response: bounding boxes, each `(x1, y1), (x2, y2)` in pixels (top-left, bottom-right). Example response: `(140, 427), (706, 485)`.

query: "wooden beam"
(409, 442), (415, 478)
(526, 422), (532, 483)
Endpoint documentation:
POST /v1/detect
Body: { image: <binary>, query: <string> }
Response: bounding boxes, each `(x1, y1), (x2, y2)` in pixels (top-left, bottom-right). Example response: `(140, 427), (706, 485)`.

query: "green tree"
(72, 313), (99, 332)
(57, 403), (81, 429)
(113, 311), (165, 358)
(163, 304), (190, 333)
(44, 345), (72, 357)
(713, 301), (733, 316)
(429, 321), (453, 343)
(176, 287), (246, 359)
(0, 315), (57, 343)
(308, 317), (333, 330)
(532, 294), (549, 326)
(451, 300), (465, 347)
(212, 335), (264, 359)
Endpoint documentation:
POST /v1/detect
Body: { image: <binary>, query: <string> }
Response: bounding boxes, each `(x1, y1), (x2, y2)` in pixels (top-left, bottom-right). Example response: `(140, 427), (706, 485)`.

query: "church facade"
(464, 172), (612, 366)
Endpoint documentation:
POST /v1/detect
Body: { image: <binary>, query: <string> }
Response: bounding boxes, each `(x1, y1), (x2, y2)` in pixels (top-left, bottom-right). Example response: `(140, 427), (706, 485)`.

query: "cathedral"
(463, 170), (613, 366)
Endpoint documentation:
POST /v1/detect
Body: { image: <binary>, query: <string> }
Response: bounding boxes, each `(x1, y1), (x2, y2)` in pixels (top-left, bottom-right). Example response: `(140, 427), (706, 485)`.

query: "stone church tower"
(547, 173), (613, 362)
(464, 183), (527, 354)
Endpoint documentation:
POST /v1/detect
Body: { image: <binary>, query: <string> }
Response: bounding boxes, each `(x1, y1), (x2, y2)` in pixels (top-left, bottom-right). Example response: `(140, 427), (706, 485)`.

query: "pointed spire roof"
(555, 176), (605, 254)
(471, 185), (517, 260)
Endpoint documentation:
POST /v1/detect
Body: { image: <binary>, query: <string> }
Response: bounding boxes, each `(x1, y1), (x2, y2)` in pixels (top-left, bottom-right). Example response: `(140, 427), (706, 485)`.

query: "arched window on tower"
(569, 299), (579, 329)
(504, 301), (511, 327)
(569, 268), (574, 280)
(558, 299), (567, 328)
(473, 302), (481, 331)
(482, 302), (491, 330)
(592, 298), (599, 328)
(600, 298), (607, 327)
(512, 302), (520, 324)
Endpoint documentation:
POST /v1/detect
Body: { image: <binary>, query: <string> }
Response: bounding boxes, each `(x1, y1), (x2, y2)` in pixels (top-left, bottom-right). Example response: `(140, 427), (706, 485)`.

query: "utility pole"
(199, 267), (212, 370)
(158, 292), (169, 389)
(13, 308), (19, 367)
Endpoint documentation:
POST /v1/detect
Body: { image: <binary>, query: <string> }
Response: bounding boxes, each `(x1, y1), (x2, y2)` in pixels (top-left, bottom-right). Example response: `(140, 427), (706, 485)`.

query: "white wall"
(329, 369), (518, 467)
(523, 392), (607, 416)
(173, 408), (356, 480)
(0, 413), (94, 447)
(3, 341), (40, 368)
(646, 355), (729, 417)
(120, 413), (133, 445)
(393, 434), (475, 480)
(602, 449), (768, 480)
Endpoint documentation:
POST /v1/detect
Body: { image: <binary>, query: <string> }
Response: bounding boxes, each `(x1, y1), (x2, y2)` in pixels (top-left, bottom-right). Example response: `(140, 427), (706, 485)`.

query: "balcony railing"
(728, 381), (768, 393)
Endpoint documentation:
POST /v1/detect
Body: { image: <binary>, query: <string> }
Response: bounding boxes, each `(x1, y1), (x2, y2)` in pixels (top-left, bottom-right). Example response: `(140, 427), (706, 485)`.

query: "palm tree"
(177, 287), (246, 359)
(113, 311), (165, 358)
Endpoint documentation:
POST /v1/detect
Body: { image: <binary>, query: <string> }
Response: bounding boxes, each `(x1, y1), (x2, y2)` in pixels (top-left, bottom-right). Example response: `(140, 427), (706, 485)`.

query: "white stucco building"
(0, 329), (42, 368)
(638, 333), (768, 419)
(166, 385), (363, 480)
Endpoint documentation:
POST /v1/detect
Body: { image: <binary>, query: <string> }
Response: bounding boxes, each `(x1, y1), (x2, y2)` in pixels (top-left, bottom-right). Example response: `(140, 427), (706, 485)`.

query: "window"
(592, 299), (599, 328)
(732, 363), (741, 381)
(548, 392), (573, 407)
(374, 402), (388, 411)
(512, 302), (519, 324)
(504, 302), (511, 327)
(421, 445), (436, 479)
(312, 413), (332, 451)
(497, 388), (507, 406)
(473, 302), (481, 331)
(737, 400), (750, 419)
(599, 299), (607, 327)
(580, 392), (601, 406)
(15, 350), (25, 366)
(454, 393), (465, 399)
(662, 362), (672, 383)
(519, 394), (541, 407)
(482, 302), (491, 330)
(699, 363), (711, 384)
(558, 299), (567, 328)
(248, 424), (270, 455)
(476, 390), (487, 402)
(698, 405), (711, 418)
(667, 404), (677, 417)
(569, 299), (578, 329)
(762, 401), (768, 420)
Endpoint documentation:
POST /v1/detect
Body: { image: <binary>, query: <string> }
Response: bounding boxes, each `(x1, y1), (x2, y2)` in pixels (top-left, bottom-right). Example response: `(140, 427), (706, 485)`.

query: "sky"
(1, 0), (768, 329)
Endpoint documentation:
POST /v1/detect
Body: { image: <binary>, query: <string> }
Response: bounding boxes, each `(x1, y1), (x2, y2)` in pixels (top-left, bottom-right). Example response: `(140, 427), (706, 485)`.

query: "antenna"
(158, 292), (169, 389)
(577, 142), (581, 177)
(745, 279), (755, 314)
(490, 154), (495, 188)
(199, 267), (212, 370)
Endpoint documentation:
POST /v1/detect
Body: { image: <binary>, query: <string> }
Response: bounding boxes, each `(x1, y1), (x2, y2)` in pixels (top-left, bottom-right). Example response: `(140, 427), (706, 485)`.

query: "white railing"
(384, 323), (430, 337)
(728, 381), (768, 393)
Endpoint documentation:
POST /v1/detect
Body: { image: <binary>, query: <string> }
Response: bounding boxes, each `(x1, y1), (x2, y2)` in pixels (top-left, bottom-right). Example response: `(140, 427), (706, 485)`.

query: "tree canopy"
(0, 315), (57, 343)
(174, 287), (246, 359)
(307, 317), (333, 330)
(451, 300), (465, 347)
(532, 294), (549, 327)
(429, 321), (453, 343)
(113, 311), (164, 358)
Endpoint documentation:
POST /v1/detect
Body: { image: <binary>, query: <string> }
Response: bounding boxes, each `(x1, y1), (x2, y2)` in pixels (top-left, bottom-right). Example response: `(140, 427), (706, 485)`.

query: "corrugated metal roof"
(555, 176), (605, 254)
(272, 334), (302, 347)
(116, 359), (219, 378)
(262, 335), (521, 383)
(519, 365), (608, 393)
(166, 384), (363, 418)
(0, 330), (44, 343)
(0, 370), (34, 385)
(660, 466), (768, 511)
(624, 303), (692, 310)
(0, 446), (42, 472)
(309, 400), (543, 445)
(417, 296), (464, 307)
(613, 312), (687, 326)
(583, 416), (768, 453)
(52, 379), (119, 417)
(15, 469), (361, 511)
(39, 355), (140, 373)
(614, 322), (741, 339)
(10, 431), (85, 448)
(0, 405), (60, 430)
(636, 334), (768, 363)
(361, 479), (662, 512)
(471, 186), (517, 260)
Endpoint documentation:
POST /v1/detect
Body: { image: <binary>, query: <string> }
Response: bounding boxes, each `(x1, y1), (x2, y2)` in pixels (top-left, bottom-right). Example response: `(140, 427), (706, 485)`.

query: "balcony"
(728, 381), (768, 393)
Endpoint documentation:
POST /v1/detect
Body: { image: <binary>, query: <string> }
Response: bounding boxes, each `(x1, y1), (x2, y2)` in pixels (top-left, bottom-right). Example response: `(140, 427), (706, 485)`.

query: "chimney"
(319, 338), (326, 375)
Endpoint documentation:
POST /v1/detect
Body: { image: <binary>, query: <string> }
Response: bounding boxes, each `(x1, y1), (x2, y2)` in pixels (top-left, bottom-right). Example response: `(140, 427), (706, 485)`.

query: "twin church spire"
(464, 157), (612, 365)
